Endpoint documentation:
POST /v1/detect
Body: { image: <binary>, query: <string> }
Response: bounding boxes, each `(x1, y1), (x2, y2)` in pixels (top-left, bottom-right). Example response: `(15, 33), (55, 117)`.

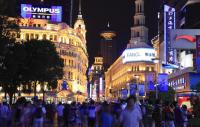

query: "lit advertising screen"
(122, 48), (156, 63)
(170, 29), (200, 49)
(164, 5), (176, 64)
(158, 73), (168, 92)
(21, 4), (62, 22)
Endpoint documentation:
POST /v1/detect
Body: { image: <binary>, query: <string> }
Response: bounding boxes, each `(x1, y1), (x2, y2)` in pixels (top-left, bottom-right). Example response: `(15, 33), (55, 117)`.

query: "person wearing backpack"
(33, 100), (46, 127)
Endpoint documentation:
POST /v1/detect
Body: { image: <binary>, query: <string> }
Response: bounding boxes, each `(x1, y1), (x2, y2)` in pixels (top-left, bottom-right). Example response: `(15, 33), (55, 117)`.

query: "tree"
(0, 16), (21, 104)
(148, 86), (176, 103)
(24, 39), (64, 97)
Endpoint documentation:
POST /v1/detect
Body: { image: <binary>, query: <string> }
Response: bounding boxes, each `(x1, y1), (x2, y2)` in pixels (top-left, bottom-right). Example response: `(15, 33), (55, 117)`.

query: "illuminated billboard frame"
(21, 4), (62, 22)
(122, 48), (156, 63)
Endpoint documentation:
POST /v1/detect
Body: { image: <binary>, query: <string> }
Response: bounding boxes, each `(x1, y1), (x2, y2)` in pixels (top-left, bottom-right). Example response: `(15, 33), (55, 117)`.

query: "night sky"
(1, 0), (161, 66)
(79, 0), (160, 65)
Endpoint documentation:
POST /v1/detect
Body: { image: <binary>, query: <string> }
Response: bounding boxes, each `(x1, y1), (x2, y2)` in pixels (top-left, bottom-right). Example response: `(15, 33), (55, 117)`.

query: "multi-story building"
(88, 57), (104, 101)
(152, 0), (200, 107)
(100, 23), (117, 70)
(105, 0), (156, 100)
(13, 1), (88, 101)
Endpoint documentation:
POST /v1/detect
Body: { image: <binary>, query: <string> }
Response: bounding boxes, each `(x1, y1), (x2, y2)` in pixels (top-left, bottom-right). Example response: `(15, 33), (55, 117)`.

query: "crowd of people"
(0, 96), (190, 127)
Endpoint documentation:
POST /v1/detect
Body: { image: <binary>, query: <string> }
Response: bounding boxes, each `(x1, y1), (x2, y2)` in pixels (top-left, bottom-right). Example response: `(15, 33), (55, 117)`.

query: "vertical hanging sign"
(164, 5), (176, 64)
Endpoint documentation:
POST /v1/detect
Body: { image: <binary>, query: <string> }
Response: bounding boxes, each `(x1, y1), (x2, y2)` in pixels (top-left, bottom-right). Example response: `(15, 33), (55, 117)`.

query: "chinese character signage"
(21, 4), (62, 22)
(158, 73), (168, 92)
(164, 5), (176, 64)
(196, 35), (200, 72)
(138, 84), (145, 96)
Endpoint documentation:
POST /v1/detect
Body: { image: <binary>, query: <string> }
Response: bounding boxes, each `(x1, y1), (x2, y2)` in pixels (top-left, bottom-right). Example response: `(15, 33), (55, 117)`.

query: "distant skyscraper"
(100, 23), (117, 69)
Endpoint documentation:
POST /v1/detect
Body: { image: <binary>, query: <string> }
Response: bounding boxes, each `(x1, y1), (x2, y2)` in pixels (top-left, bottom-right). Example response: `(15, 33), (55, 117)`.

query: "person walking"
(88, 101), (96, 127)
(56, 102), (65, 127)
(181, 105), (188, 127)
(152, 99), (163, 127)
(33, 100), (46, 127)
(164, 102), (175, 127)
(100, 102), (114, 127)
(119, 96), (142, 127)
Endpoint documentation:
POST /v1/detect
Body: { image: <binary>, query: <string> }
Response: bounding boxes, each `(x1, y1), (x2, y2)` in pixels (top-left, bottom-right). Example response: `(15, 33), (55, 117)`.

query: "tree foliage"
(148, 86), (176, 103)
(0, 17), (64, 103)
(24, 39), (64, 94)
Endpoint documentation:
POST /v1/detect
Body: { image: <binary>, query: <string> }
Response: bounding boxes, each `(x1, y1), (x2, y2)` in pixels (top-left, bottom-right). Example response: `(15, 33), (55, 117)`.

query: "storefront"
(169, 68), (200, 108)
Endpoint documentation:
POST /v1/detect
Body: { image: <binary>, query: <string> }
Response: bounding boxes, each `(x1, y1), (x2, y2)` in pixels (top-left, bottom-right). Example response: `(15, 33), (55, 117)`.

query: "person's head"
(182, 105), (187, 110)
(59, 102), (62, 105)
(126, 96), (136, 107)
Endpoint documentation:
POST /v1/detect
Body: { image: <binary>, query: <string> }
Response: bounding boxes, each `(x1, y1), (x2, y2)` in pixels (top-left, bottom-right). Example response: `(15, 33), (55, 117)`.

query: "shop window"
(35, 34), (39, 39)
(25, 33), (29, 40)
(30, 34), (34, 39)
(54, 35), (57, 41)
(43, 34), (47, 40)
(50, 35), (53, 41)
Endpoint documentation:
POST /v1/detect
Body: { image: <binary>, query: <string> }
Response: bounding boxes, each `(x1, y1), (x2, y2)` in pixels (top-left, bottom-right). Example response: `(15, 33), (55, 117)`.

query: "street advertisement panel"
(146, 74), (155, 91)
(170, 29), (200, 49)
(130, 84), (137, 96)
(21, 4), (62, 22)
(138, 84), (145, 96)
(164, 5), (176, 64)
(61, 80), (68, 90)
(122, 48), (156, 63)
(121, 89), (128, 99)
(158, 73), (168, 92)
(196, 35), (200, 72)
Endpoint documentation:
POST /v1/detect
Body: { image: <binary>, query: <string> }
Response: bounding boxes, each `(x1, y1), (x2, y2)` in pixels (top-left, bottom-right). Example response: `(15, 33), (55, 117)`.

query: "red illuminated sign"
(176, 35), (196, 43)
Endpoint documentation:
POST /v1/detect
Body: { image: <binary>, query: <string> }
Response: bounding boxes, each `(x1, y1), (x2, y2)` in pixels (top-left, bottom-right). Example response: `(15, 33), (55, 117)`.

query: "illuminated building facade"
(14, 1), (88, 100)
(100, 23), (117, 70)
(88, 57), (104, 100)
(105, 0), (156, 99)
(152, 1), (200, 104)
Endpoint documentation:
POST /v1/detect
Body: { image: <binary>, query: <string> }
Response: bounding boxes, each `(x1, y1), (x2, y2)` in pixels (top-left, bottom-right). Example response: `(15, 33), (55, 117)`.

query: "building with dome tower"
(8, 0), (88, 102)
(105, 0), (156, 100)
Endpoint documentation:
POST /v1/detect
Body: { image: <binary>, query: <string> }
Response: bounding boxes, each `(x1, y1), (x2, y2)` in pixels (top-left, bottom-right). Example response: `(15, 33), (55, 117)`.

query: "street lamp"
(152, 58), (160, 99)
(134, 75), (140, 100)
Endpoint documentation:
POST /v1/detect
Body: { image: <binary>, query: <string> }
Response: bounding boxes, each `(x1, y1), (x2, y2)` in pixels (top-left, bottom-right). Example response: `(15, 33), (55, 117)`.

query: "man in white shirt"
(120, 96), (142, 127)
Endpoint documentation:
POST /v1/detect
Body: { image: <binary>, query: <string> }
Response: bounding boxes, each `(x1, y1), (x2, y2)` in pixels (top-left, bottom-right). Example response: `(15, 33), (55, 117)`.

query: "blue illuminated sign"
(138, 85), (145, 96)
(196, 35), (200, 72)
(21, 4), (62, 22)
(158, 73), (168, 92)
(164, 5), (176, 64)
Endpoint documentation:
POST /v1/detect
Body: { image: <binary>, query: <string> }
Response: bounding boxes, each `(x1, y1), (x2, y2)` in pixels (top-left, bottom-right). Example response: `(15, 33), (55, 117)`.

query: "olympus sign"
(23, 7), (60, 14)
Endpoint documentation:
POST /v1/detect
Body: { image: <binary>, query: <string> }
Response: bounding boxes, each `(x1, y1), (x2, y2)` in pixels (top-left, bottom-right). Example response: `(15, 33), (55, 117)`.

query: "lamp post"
(134, 75), (140, 100)
(152, 58), (160, 99)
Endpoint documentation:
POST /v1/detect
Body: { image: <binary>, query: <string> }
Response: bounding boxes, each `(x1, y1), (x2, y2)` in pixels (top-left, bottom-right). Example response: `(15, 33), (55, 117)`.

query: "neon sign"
(164, 5), (176, 64)
(21, 4), (62, 22)
(176, 35), (196, 43)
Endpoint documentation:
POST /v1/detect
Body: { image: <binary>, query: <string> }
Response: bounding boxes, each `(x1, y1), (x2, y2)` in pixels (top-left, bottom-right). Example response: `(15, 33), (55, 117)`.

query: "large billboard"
(170, 29), (200, 49)
(122, 48), (156, 63)
(21, 4), (62, 22)
(164, 5), (176, 64)
(158, 73), (168, 92)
